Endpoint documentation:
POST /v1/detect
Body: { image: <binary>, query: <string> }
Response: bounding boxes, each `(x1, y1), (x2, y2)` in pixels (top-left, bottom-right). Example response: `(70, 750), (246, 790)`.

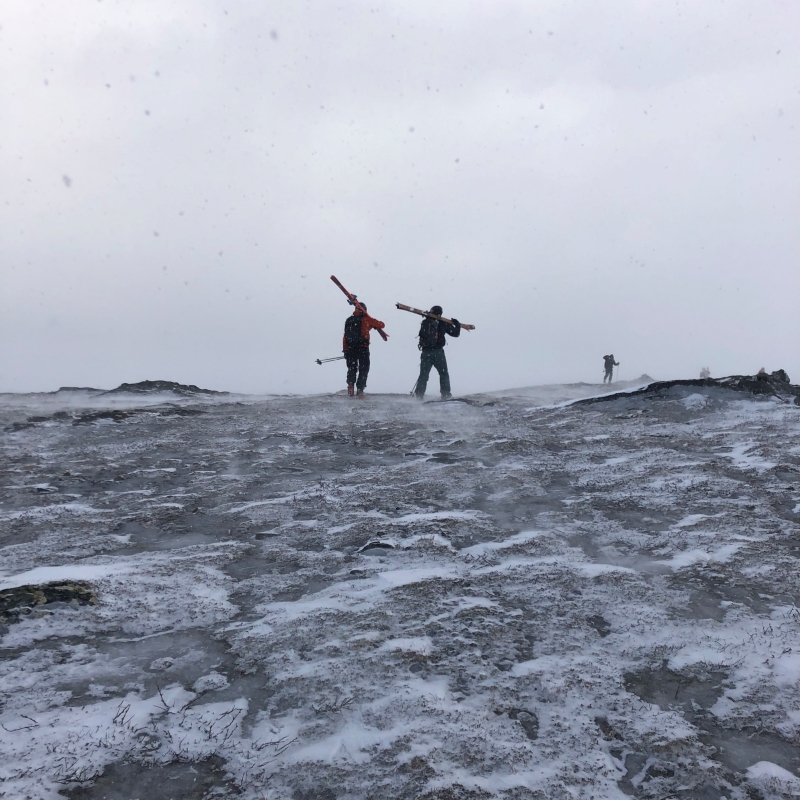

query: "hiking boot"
(356, 390), (365, 399)
(347, 385), (355, 397)
(441, 392), (452, 399)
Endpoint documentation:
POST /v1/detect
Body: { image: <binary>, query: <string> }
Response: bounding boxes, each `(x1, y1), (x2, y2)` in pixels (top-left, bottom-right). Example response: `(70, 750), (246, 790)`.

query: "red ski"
(330, 276), (389, 341)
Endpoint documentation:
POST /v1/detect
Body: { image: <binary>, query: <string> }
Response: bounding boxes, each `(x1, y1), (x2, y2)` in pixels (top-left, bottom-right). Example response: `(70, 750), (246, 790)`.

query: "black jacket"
(419, 317), (460, 350)
(603, 355), (619, 370)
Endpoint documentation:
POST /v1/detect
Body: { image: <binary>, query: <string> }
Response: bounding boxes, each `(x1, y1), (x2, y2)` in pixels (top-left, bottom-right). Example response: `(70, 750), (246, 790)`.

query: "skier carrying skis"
(343, 304), (385, 398)
(414, 306), (460, 399)
(603, 354), (619, 384)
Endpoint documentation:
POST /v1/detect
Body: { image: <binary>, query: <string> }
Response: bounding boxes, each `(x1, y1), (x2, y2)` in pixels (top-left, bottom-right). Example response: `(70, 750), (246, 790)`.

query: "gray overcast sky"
(2, 0), (798, 394)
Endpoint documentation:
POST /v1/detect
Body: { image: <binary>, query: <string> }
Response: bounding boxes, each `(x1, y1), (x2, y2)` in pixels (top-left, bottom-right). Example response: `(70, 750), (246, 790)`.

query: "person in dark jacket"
(343, 304), (385, 398)
(414, 306), (460, 399)
(603, 354), (619, 384)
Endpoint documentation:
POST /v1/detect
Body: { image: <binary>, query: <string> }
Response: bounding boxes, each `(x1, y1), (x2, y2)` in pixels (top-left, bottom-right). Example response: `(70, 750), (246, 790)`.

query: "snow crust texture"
(1, 385), (800, 799)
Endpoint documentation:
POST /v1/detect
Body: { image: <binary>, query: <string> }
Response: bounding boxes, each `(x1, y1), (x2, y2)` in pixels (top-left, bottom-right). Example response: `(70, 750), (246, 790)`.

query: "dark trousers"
(346, 347), (370, 391)
(415, 348), (450, 397)
(604, 369), (613, 383)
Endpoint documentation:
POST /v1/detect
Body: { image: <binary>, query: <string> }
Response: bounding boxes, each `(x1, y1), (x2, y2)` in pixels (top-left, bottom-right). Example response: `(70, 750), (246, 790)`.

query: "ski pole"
(316, 356), (346, 365)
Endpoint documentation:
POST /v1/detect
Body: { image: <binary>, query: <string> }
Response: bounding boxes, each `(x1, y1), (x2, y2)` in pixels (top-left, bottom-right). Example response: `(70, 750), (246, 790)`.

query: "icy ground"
(1, 383), (800, 800)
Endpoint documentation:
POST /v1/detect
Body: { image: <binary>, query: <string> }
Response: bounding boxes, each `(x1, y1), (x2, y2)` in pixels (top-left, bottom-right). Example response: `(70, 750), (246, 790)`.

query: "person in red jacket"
(342, 304), (385, 398)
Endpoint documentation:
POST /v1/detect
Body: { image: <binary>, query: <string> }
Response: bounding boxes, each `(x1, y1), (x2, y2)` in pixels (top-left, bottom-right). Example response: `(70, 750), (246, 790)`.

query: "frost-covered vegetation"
(1, 383), (799, 799)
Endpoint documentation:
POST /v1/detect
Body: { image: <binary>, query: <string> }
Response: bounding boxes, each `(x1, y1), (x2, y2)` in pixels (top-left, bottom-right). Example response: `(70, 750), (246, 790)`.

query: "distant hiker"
(342, 304), (385, 398)
(700, 367), (711, 379)
(414, 306), (460, 399)
(603, 354), (619, 384)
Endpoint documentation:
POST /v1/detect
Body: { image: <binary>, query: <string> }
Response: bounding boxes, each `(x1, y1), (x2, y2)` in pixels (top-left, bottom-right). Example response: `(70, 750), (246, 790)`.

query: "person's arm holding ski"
(443, 318), (460, 338)
(366, 316), (386, 335)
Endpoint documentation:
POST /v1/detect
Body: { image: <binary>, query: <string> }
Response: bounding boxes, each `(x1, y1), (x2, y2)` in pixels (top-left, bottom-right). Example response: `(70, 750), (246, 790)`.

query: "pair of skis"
(332, 275), (475, 331)
(316, 275), (475, 364)
(395, 303), (475, 331)
(330, 275), (388, 341)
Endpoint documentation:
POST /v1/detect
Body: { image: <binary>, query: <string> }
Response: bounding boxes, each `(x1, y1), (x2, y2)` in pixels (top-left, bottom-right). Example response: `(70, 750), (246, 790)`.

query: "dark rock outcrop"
(0, 581), (97, 624)
(5, 404), (206, 431)
(101, 380), (226, 396)
(771, 369), (791, 383)
(73, 407), (204, 425)
(577, 373), (800, 406)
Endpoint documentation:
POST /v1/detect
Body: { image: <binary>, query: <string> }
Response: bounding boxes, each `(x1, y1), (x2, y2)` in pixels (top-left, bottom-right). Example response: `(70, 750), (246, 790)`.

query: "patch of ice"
(326, 522), (357, 534)
(669, 645), (737, 670)
(473, 555), (635, 578)
(746, 760), (800, 793)
(379, 637), (433, 655)
(577, 562), (637, 578)
(375, 565), (460, 589)
(453, 596), (500, 612)
(1, 502), (111, 521)
(0, 562), (131, 591)
(426, 766), (563, 794)
(227, 495), (298, 512)
(673, 514), (710, 528)
(656, 542), (745, 570)
(511, 653), (569, 677)
(193, 671), (229, 693)
(462, 529), (547, 556)
(720, 441), (777, 473)
(287, 718), (412, 766)
(771, 653), (800, 688)
(387, 510), (483, 525)
(400, 533), (455, 551)
(682, 393), (708, 410)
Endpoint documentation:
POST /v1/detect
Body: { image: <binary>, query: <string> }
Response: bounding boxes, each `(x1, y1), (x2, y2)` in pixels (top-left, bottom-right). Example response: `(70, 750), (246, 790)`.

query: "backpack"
(418, 317), (440, 350)
(344, 315), (366, 348)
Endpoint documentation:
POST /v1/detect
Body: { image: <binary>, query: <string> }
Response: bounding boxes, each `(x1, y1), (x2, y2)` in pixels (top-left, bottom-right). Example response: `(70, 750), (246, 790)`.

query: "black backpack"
(344, 316), (366, 348)
(418, 317), (440, 350)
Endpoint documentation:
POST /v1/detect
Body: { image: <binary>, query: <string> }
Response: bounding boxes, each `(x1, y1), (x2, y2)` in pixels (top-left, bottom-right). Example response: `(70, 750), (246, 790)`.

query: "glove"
(451, 318), (460, 326)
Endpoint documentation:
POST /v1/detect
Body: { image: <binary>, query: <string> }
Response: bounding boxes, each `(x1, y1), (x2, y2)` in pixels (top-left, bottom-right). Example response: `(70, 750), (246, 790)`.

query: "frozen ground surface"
(1, 382), (800, 800)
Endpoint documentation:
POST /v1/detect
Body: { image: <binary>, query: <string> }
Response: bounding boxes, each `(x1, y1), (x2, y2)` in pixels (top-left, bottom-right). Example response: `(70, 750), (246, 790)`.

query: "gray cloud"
(2, 0), (798, 392)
